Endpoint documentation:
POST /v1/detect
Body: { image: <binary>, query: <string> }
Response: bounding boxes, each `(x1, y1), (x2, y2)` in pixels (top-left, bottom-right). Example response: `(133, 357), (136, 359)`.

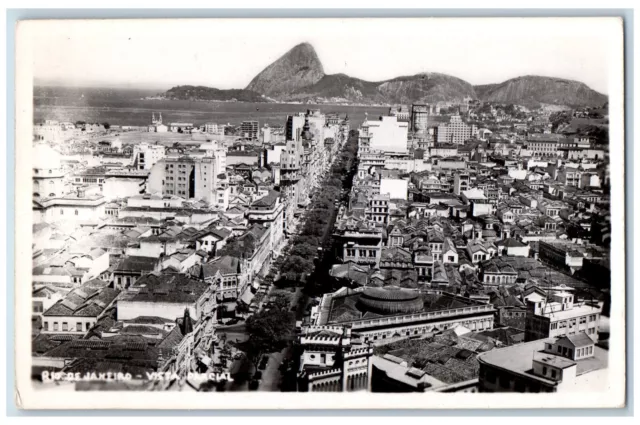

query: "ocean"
(33, 86), (390, 127)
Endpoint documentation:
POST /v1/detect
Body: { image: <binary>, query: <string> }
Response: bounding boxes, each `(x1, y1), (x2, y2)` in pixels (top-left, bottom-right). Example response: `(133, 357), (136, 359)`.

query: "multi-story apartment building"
(453, 172), (471, 196)
(147, 155), (220, 203)
(240, 120), (259, 141)
(365, 194), (390, 224)
(132, 143), (166, 170)
(435, 115), (476, 145)
(358, 115), (409, 154)
(524, 290), (602, 342)
(203, 122), (220, 134)
(246, 189), (286, 256)
(526, 134), (565, 158)
(410, 103), (429, 134)
(333, 220), (384, 267)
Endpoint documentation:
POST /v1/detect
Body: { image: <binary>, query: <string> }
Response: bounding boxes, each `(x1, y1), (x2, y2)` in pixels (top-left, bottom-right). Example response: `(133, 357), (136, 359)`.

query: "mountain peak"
(245, 42), (325, 96)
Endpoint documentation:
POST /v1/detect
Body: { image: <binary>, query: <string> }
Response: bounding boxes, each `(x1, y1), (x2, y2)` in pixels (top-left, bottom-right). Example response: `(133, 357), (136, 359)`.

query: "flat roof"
(539, 303), (602, 321)
(477, 337), (607, 381)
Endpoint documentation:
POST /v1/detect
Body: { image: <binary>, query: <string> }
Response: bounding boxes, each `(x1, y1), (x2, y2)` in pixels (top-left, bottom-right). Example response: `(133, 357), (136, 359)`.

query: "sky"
(25, 18), (620, 94)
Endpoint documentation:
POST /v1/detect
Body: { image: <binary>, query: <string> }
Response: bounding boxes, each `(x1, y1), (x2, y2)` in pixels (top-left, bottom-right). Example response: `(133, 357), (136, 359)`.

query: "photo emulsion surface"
(15, 17), (626, 409)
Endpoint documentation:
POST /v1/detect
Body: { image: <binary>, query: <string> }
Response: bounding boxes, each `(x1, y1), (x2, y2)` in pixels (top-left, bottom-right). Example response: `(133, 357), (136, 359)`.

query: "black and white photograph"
(13, 16), (627, 410)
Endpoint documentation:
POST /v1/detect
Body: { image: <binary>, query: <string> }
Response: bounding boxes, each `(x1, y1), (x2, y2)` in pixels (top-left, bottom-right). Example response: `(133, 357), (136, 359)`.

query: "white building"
(203, 123), (220, 135)
(33, 186), (106, 225)
(379, 178), (408, 200)
(33, 144), (66, 200)
(361, 116), (409, 154)
(132, 143), (166, 170)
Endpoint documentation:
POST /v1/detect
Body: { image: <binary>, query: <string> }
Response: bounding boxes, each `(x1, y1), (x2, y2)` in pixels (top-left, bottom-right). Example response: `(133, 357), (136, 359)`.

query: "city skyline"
(30, 18), (615, 94)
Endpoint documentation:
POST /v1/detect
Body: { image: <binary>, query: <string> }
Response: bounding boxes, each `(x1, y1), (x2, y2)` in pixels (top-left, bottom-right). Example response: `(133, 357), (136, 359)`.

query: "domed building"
(357, 287), (423, 315)
(33, 144), (65, 199)
(317, 286), (496, 345)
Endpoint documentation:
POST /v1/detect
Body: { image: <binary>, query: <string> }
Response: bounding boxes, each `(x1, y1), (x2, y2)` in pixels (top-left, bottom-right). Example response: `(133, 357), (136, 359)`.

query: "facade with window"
(32, 188), (106, 224)
(41, 285), (120, 335)
(477, 331), (606, 393)
(297, 325), (374, 392)
(334, 223), (384, 267)
(112, 256), (159, 290)
(312, 287), (495, 346)
(33, 144), (66, 200)
(524, 291), (602, 342)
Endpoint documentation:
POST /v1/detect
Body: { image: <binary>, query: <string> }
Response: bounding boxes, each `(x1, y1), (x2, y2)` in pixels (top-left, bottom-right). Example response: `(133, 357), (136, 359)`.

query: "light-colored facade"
(297, 326), (374, 392)
(132, 143), (166, 170)
(477, 333), (607, 392)
(312, 287), (496, 346)
(524, 291), (602, 342)
(435, 115), (476, 145)
(359, 116), (409, 154)
(148, 155), (220, 203)
(33, 144), (66, 200)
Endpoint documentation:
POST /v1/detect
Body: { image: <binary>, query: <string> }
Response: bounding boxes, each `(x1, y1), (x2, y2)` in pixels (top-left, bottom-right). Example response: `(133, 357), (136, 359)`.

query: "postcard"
(14, 17), (626, 409)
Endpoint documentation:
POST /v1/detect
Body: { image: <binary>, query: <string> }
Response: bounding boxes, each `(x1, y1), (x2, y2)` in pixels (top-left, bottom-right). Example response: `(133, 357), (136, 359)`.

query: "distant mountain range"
(165, 42), (607, 107)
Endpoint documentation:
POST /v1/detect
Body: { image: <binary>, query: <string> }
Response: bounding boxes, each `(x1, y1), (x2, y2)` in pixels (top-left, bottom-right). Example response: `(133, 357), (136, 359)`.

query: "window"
(43, 322), (49, 331)
(369, 250), (376, 257)
(75, 210), (78, 216)
(62, 322), (68, 331)
(542, 366), (547, 376)
(551, 369), (557, 379)
(60, 209), (64, 215)
(86, 323), (91, 331)
(53, 322), (59, 331)
(76, 322), (82, 331)
(33, 301), (44, 313)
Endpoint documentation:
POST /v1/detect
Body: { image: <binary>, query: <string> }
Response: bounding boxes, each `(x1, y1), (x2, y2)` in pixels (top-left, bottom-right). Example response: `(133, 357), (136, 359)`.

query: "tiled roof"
(115, 256), (158, 273)
(120, 273), (210, 304)
(43, 287), (120, 318)
(560, 333), (595, 348)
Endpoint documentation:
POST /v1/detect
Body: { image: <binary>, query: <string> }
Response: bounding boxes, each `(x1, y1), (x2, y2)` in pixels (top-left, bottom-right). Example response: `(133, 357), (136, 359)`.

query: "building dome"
(358, 287), (424, 315)
(473, 222), (483, 231)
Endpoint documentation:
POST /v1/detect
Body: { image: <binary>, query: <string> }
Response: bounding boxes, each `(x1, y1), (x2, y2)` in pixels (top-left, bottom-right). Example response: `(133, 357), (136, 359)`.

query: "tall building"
(246, 189), (286, 256)
(240, 120), (259, 141)
(203, 122), (220, 134)
(435, 115), (476, 145)
(33, 144), (65, 199)
(147, 155), (219, 203)
(411, 103), (429, 134)
(453, 172), (471, 196)
(358, 115), (409, 154)
(132, 143), (166, 170)
(286, 113), (306, 141)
